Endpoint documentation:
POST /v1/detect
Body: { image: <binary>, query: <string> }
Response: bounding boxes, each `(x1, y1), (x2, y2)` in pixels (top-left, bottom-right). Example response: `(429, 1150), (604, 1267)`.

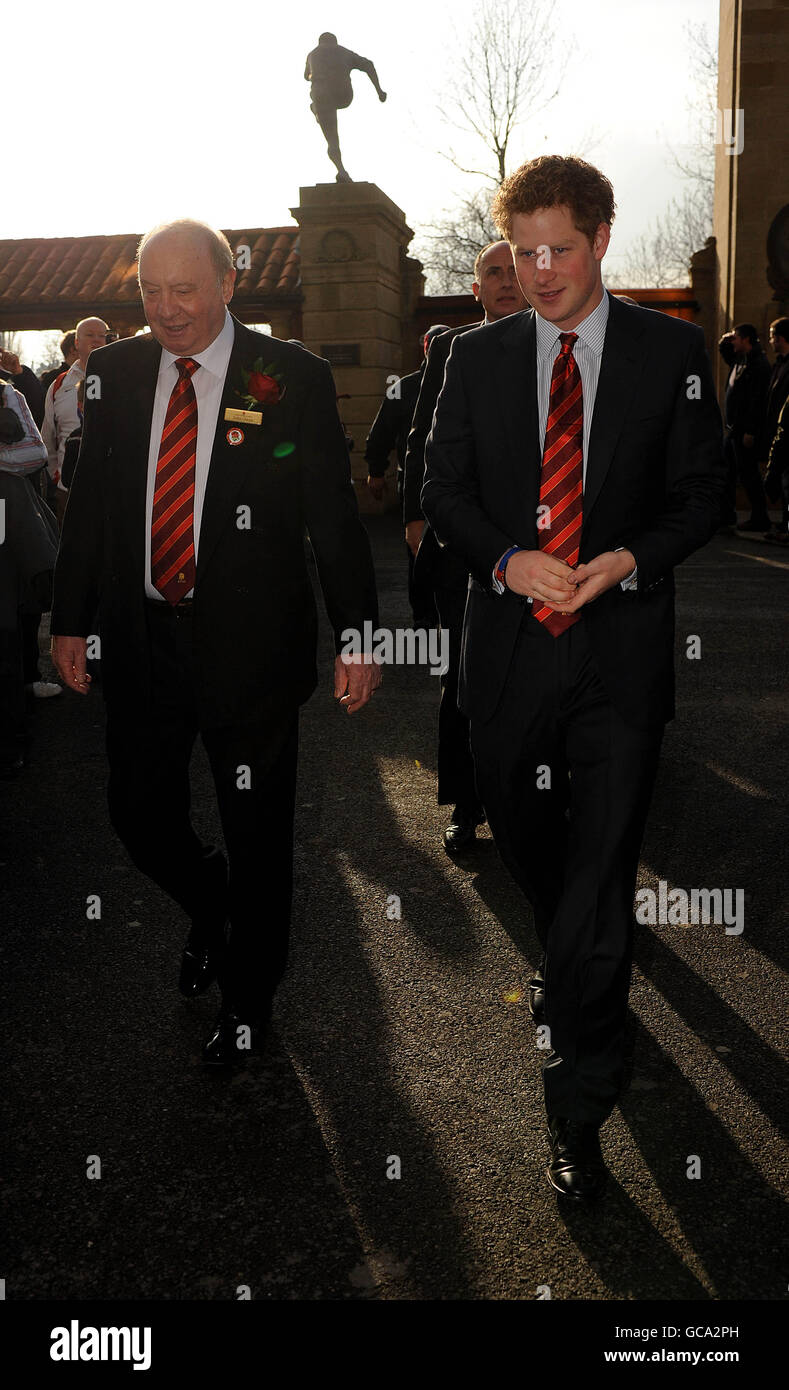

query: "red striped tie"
(151, 356), (200, 605)
(533, 332), (583, 637)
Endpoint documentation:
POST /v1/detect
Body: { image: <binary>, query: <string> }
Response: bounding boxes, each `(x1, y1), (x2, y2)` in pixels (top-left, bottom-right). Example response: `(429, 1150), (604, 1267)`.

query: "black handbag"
(0, 405), (24, 444)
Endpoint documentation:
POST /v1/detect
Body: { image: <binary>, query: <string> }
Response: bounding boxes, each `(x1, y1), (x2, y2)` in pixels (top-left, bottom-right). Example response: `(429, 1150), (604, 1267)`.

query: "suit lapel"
(498, 311), (541, 535)
(196, 318), (270, 583)
(123, 334), (161, 585)
(581, 294), (646, 532)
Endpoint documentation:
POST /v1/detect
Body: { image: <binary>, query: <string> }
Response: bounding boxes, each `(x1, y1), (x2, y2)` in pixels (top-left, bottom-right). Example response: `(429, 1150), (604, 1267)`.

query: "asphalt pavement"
(1, 512), (787, 1301)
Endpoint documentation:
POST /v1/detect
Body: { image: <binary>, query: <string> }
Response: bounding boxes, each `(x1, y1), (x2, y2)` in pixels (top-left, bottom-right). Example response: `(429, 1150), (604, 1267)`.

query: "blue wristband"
(494, 545), (521, 588)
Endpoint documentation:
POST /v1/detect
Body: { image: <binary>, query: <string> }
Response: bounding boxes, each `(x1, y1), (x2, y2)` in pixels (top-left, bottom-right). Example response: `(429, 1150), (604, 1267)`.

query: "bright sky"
(7, 0), (717, 317)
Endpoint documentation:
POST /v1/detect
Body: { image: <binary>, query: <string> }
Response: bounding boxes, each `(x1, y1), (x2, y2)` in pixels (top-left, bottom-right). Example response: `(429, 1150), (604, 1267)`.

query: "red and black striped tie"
(533, 331), (583, 637)
(151, 356), (200, 604)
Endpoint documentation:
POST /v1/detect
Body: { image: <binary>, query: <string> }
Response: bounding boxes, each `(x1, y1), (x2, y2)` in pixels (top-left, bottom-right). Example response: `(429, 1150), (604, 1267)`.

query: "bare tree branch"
(615, 21), (716, 288)
(418, 0), (569, 290)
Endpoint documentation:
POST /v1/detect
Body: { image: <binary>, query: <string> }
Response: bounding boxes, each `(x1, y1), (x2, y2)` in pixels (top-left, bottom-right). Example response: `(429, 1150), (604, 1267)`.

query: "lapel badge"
(225, 406), (262, 425)
(226, 426), (245, 446)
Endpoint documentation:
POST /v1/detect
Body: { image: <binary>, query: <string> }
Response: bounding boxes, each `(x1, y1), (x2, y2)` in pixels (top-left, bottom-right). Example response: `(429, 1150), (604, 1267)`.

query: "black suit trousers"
(105, 604), (298, 1014)
(470, 613), (663, 1124)
(433, 549), (480, 813)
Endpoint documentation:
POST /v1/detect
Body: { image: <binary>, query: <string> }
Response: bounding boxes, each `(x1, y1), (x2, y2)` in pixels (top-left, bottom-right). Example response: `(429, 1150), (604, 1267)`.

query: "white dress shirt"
(535, 287), (609, 480)
(493, 288), (637, 593)
(145, 309), (235, 601)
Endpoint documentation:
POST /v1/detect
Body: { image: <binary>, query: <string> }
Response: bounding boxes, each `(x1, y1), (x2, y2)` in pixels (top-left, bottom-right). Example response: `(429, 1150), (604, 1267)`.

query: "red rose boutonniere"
(237, 357), (285, 412)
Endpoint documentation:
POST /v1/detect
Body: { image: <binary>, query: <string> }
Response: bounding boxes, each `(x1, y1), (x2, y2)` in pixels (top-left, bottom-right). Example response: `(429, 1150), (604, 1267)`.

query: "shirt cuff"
(615, 546), (638, 591)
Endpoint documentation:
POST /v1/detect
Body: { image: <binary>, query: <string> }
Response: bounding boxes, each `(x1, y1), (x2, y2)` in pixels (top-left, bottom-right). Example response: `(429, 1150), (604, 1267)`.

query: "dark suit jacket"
(51, 317), (378, 729)
(402, 322), (482, 527)
(364, 367), (423, 482)
(403, 322), (483, 596)
(422, 295), (725, 732)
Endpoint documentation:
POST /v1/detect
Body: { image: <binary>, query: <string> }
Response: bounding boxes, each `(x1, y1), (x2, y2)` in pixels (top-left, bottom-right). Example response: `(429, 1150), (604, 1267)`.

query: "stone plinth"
(292, 183), (424, 510)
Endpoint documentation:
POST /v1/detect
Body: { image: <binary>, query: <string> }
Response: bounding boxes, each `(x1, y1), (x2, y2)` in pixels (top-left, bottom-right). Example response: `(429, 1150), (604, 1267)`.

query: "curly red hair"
(492, 155), (616, 245)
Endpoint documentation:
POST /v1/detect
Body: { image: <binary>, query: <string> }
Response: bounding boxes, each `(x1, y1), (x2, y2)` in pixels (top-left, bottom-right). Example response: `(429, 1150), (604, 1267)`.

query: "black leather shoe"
(442, 805), (482, 854)
(202, 1008), (271, 1067)
(546, 1115), (607, 1203)
(528, 962), (546, 1025)
(178, 943), (224, 998)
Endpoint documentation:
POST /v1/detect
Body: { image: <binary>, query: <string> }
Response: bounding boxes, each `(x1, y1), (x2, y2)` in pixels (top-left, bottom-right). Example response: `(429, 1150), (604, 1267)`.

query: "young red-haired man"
(422, 155), (725, 1202)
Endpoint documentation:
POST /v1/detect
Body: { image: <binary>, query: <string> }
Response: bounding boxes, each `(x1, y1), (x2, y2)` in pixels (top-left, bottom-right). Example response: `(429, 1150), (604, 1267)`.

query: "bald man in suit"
(51, 219), (380, 1066)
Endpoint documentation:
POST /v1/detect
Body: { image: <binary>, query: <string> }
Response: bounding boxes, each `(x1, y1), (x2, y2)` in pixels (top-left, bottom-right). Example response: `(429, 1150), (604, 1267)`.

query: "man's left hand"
(367, 474), (385, 500)
(334, 652), (382, 713)
(551, 549), (636, 613)
(0, 350), (22, 377)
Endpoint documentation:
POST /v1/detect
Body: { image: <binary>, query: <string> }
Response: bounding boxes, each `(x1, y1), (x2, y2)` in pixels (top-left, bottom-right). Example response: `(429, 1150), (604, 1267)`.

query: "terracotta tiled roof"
(0, 227), (301, 329)
(230, 228), (301, 297)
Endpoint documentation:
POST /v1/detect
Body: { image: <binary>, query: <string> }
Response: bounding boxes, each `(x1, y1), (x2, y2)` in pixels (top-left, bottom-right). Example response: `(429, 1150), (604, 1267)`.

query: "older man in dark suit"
(422, 157), (724, 1202)
(51, 219), (380, 1066)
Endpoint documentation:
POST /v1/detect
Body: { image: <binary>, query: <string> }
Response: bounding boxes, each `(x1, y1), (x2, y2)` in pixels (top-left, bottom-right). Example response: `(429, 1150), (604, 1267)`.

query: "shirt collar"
(159, 308), (235, 378)
(534, 287), (610, 357)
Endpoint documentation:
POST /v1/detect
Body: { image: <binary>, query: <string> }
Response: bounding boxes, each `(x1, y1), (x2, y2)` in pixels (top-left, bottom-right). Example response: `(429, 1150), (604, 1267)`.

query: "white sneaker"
(27, 680), (62, 698)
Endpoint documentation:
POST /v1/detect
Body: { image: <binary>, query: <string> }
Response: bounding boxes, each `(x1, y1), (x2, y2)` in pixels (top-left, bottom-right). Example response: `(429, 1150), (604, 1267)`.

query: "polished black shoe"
(528, 962), (546, 1025)
(178, 942), (224, 998)
(546, 1115), (607, 1203)
(442, 805), (482, 854)
(202, 1007), (271, 1067)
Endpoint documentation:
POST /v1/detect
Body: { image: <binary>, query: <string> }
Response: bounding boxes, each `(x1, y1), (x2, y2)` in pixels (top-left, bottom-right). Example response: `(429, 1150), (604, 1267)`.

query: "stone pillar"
(291, 182), (422, 510)
(264, 304), (302, 342)
(713, 0), (789, 395)
(401, 250), (427, 376)
(689, 237), (716, 352)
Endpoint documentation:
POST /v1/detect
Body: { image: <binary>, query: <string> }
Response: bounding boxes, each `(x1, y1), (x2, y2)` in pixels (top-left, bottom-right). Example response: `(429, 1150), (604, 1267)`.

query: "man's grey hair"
(136, 219), (234, 282)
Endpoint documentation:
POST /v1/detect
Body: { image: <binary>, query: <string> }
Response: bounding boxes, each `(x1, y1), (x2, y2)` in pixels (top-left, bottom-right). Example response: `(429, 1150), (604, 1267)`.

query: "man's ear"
(472, 281), (481, 301)
(592, 223), (611, 262)
(222, 267), (237, 305)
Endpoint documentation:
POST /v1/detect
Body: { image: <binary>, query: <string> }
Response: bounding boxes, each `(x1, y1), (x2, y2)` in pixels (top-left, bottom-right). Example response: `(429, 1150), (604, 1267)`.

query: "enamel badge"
(226, 427), (244, 446)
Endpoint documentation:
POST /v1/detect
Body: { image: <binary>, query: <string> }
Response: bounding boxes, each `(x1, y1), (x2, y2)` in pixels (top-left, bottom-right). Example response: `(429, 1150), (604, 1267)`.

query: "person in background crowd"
(41, 317), (109, 526)
(763, 318), (789, 540)
(40, 331), (78, 394)
(0, 357), (60, 697)
(764, 391), (789, 544)
(0, 347), (46, 428)
(402, 242), (528, 854)
(718, 324), (772, 534)
(365, 324), (449, 626)
(0, 380), (59, 774)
